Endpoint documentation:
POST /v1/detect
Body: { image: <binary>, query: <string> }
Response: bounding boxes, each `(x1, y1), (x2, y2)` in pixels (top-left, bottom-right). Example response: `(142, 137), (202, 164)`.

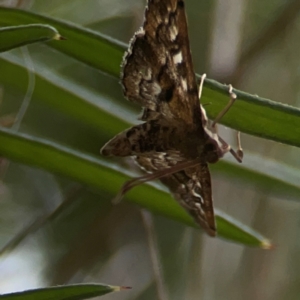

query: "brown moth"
(101, 0), (242, 236)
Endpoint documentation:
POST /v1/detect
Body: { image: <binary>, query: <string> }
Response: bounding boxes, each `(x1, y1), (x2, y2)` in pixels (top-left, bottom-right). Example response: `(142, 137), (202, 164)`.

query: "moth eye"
(204, 142), (216, 152)
(203, 142), (220, 164)
(177, 0), (184, 8)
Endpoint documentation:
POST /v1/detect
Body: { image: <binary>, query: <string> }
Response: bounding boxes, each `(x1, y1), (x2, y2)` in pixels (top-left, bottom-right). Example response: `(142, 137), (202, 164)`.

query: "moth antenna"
(112, 158), (202, 204)
(198, 73), (207, 99)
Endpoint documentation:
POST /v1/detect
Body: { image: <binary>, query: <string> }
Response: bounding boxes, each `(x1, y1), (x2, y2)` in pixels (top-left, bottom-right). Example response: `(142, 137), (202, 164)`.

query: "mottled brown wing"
(102, 0), (217, 236)
(121, 0), (202, 126)
(135, 155), (216, 236)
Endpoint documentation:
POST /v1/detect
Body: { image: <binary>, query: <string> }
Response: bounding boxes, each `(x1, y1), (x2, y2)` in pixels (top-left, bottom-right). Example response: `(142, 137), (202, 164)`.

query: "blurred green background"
(1, 0), (300, 299)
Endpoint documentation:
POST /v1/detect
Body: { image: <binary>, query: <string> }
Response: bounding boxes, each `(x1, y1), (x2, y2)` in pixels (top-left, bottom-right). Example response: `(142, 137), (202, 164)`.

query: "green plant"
(1, 2), (300, 299)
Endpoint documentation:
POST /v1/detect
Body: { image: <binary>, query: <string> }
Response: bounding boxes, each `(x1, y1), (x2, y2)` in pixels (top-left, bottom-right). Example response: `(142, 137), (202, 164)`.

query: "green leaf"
(1, 52), (298, 247)
(2, 8), (299, 247)
(215, 210), (271, 249)
(202, 77), (300, 148)
(0, 127), (278, 247)
(1, 7), (300, 148)
(0, 52), (130, 138)
(0, 283), (130, 299)
(2, 52), (299, 196)
(0, 53), (272, 247)
(0, 24), (63, 53)
(0, 7), (125, 77)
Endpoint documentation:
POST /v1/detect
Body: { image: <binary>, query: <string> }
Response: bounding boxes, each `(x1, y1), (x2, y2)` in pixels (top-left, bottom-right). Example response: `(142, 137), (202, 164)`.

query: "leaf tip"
(54, 33), (67, 41)
(260, 239), (273, 250)
(111, 285), (132, 292)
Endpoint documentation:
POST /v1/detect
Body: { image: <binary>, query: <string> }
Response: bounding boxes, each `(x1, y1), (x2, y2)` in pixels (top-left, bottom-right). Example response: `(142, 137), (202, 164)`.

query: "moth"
(101, 0), (242, 236)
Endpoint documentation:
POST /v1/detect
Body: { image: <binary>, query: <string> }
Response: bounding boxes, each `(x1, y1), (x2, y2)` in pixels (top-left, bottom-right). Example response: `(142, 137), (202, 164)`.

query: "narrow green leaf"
(1, 53), (298, 246)
(0, 127), (279, 246)
(1, 53), (299, 199)
(0, 7), (125, 77)
(0, 8), (297, 247)
(202, 77), (300, 148)
(0, 53), (130, 138)
(215, 211), (271, 249)
(0, 283), (129, 300)
(0, 7), (300, 148)
(211, 155), (300, 198)
(0, 24), (63, 52)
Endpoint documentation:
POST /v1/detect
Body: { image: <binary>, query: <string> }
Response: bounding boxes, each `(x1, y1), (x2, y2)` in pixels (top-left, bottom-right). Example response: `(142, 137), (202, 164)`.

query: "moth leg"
(210, 84), (243, 162)
(112, 158), (202, 204)
(212, 84), (237, 128)
(235, 131), (243, 160)
(217, 134), (243, 163)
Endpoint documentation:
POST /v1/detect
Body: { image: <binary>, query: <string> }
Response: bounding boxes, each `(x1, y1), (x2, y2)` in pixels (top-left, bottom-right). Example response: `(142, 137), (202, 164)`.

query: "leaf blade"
(0, 127), (279, 247)
(1, 7), (300, 149)
(0, 7), (125, 77)
(0, 24), (63, 52)
(0, 283), (127, 300)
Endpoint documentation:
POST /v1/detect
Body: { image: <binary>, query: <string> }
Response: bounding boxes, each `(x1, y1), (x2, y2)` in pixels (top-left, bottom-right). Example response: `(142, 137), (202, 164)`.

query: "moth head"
(202, 139), (221, 163)
(202, 131), (230, 164)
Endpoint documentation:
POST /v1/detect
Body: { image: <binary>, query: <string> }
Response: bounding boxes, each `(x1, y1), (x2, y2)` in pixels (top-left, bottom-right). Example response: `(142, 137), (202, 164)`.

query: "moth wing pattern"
(121, 0), (202, 126)
(135, 155), (216, 236)
(101, 0), (219, 236)
(101, 118), (180, 157)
